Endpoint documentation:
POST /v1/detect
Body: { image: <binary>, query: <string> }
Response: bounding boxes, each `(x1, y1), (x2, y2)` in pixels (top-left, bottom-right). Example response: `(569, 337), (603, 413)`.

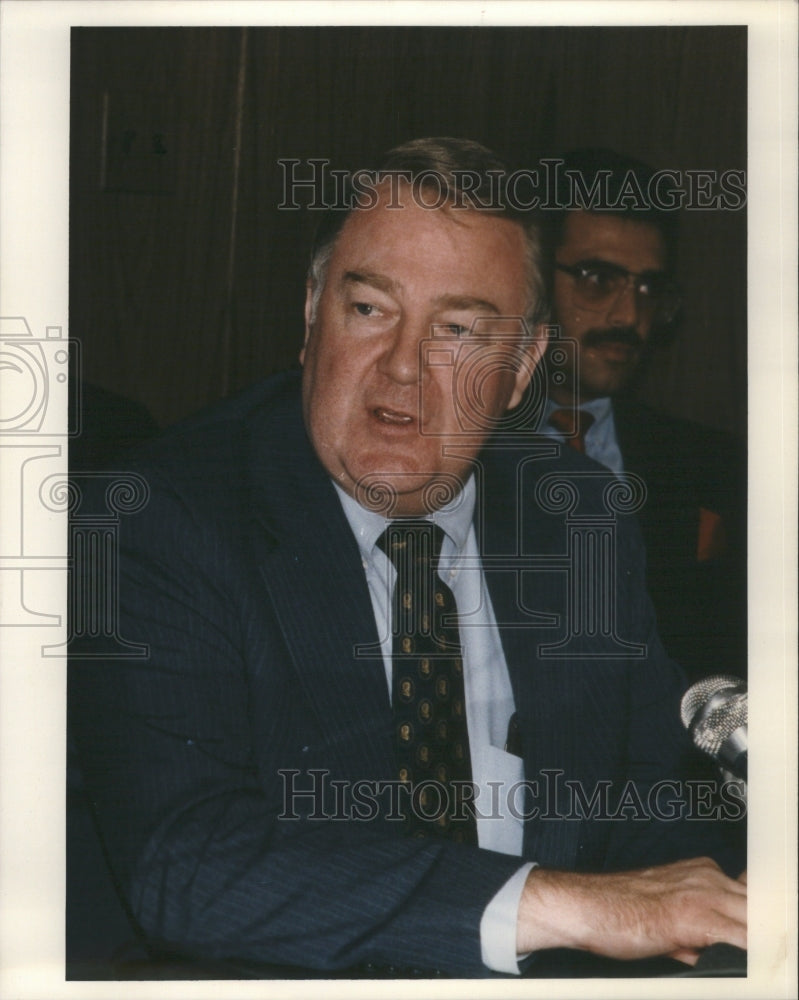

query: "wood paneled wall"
(70, 26), (746, 435)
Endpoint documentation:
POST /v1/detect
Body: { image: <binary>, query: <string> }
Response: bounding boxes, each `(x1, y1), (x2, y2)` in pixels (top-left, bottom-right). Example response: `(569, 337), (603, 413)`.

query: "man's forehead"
(338, 177), (524, 237)
(559, 210), (667, 270)
(328, 184), (528, 277)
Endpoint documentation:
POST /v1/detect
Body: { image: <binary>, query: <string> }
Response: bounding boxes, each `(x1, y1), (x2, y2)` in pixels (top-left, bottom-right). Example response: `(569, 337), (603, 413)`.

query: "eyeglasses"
(555, 260), (682, 324)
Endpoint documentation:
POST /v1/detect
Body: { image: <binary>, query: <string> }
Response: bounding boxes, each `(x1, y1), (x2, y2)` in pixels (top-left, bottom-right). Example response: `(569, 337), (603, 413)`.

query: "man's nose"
(378, 318), (423, 385)
(604, 278), (640, 327)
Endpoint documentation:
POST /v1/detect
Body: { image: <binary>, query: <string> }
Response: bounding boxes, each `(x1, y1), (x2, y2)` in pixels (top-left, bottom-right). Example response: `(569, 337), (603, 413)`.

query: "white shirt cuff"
(480, 861), (536, 974)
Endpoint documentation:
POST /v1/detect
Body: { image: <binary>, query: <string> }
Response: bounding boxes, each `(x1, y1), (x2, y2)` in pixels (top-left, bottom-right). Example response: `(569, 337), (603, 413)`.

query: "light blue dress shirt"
(334, 479), (533, 974)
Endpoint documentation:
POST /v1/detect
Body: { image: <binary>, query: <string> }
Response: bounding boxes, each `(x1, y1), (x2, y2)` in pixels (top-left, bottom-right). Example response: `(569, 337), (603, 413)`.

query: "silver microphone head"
(680, 675), (747, 776)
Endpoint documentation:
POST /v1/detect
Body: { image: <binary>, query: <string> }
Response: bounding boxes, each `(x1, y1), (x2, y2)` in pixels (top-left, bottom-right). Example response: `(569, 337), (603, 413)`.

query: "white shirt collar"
(333, 475), (476, 559)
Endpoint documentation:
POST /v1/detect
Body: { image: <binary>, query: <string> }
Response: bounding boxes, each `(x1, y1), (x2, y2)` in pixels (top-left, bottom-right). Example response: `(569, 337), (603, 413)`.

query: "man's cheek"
(419, 375), (448, 431)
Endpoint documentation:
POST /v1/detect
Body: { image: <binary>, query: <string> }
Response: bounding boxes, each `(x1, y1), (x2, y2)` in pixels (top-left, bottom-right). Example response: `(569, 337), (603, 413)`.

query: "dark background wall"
(69, 26), (747, 436)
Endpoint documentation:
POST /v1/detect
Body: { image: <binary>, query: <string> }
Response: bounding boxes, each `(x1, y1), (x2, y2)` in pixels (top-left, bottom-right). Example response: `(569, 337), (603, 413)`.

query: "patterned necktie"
(548, 407), (595, 454)
(377, 521), (477, 844)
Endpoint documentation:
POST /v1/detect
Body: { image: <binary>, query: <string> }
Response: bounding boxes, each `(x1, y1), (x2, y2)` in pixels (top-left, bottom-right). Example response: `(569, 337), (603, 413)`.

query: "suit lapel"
(244, 383), (395, 780)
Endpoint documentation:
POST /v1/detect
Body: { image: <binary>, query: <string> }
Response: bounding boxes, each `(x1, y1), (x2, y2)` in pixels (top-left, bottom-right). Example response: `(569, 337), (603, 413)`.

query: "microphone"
(680, 675), (747, 780)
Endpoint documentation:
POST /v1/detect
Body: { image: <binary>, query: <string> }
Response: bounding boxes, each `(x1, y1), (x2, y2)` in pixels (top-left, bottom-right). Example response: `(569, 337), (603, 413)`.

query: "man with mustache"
(537, 149), (746, 682)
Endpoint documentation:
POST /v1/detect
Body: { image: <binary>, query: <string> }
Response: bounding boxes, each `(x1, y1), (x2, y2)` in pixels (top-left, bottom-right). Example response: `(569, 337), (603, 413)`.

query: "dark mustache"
(582, 327), (644, 350)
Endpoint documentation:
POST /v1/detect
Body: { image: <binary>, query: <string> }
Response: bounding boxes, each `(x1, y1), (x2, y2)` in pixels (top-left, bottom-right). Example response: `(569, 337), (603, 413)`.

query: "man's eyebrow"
(340, 270), (398, 294)
(340, 272), (501, 314)
(432, 293), (502, 315)
(570, 257), (667, 276)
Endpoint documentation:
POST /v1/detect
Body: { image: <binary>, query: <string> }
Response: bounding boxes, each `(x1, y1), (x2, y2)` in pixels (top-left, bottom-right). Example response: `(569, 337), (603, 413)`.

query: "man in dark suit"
(535, 149), (746, 682)
(69, 139), (745, 978)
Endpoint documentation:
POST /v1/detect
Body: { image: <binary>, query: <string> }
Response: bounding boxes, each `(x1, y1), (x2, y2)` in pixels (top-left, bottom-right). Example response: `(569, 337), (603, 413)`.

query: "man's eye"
(353, 302), (379, 317)
(580, 266), (617, 292)
(442, 323), (469, 337)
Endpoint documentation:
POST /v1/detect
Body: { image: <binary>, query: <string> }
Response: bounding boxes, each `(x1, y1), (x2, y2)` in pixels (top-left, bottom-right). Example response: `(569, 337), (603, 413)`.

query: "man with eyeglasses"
(536, 148), (746, 683)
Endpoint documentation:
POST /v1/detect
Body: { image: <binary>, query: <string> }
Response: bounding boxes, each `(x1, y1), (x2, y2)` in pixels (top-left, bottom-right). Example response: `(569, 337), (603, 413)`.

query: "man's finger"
(668, 947), (701, 965)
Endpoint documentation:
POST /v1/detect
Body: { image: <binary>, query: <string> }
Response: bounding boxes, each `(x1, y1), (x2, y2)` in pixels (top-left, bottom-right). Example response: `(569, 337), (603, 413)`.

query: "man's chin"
(581, 350), (640, 395)
(581, 366), (637, 399)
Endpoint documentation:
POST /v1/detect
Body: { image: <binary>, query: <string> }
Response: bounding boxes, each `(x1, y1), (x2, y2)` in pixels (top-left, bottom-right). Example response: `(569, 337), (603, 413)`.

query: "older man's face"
(300, 182), (540, 516)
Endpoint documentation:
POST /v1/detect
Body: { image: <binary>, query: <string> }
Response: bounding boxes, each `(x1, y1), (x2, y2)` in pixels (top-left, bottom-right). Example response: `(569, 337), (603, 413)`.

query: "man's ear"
(507, 323), (547, 410)
(299, 281), (314, 365)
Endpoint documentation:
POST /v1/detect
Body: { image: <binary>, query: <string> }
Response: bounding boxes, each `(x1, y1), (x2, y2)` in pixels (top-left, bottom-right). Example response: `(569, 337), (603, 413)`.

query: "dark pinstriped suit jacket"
(69, 372), (742, 976)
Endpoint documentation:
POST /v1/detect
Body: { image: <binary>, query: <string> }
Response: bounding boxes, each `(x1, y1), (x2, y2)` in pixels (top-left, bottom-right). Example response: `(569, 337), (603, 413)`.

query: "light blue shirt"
(334, 479), (533, 974)
(540, 395), (624, 473)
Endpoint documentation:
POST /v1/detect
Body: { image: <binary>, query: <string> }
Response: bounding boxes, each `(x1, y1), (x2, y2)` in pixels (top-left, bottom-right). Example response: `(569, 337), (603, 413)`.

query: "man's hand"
(516, 857), (746, 964)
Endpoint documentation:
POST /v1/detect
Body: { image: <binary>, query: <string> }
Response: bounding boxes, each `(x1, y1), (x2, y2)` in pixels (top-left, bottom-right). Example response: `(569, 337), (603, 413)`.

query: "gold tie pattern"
(548, 407), (595, 454)
(377, 521), (477, 844)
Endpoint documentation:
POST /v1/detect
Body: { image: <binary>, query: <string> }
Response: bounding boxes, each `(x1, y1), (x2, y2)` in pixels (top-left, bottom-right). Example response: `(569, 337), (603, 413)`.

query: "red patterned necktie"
(377, 521), (477, 844)
(548, 407), (595, 454)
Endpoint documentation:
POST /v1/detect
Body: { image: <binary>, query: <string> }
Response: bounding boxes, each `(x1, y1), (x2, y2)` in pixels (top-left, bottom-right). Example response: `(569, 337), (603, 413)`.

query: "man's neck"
(547, 383), (599, 409)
